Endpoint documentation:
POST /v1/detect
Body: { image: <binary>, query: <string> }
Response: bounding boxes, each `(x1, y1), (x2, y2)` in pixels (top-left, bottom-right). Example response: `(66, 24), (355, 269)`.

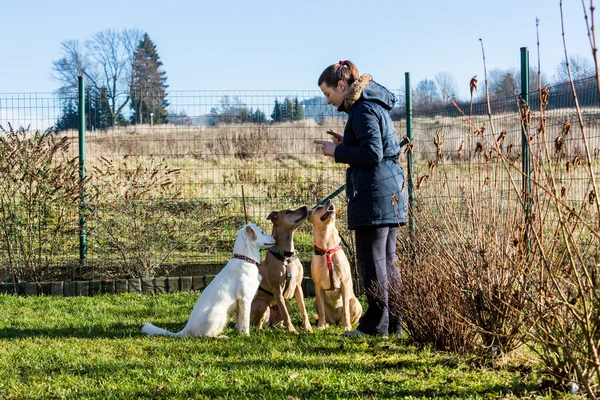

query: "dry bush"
(0, 124), (81, 284)
(86, 157), (210, 278)
(399, 70), (600, 395)
(521, 101), (600, 396)
(396, 154), (531, 355)
(395, 234), (480, 353)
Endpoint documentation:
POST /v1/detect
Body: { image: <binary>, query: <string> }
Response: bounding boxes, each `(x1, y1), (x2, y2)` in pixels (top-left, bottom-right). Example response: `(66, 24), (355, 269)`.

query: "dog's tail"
(140, 322), (183, 337)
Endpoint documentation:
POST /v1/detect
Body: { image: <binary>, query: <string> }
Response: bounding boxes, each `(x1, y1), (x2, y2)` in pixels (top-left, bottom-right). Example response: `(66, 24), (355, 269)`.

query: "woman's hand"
(326, 129), (343, 145)
(313, 130), (342, 157)
(314, 139), (337, 157)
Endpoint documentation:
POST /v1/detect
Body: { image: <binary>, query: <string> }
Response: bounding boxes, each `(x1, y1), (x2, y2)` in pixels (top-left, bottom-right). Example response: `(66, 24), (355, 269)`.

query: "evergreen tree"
(130, 33), (169, 125)
(54, 99), (78, 132)
(271, 97), (305, 122)
(87, 87), (111, 130)
(282, 98), (294, 121)
(292, 97), (304, 120)
(55, 88), (120, 132)
(252, 108), (267, 124)
(271, 99), (282, 122)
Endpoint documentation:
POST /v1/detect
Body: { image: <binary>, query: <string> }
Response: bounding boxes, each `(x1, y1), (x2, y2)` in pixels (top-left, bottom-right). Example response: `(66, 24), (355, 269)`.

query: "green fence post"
(405, 72), (415, 234)
(78, 76), (87, 266)
(520, 48), (531, 224)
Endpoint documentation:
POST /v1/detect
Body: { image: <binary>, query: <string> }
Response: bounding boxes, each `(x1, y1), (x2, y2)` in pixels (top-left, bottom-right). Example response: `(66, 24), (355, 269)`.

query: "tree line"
(408, 54), (596, 113)
(51, 28), (596, 130)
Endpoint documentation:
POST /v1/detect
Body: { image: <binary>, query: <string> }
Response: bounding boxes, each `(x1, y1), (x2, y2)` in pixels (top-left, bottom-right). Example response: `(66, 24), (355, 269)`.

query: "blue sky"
(0, 0), (593, 100)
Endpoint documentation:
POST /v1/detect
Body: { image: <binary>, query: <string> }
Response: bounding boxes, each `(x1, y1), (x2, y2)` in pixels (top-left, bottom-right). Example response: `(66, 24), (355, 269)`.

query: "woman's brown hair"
(318, 60), (359, 88)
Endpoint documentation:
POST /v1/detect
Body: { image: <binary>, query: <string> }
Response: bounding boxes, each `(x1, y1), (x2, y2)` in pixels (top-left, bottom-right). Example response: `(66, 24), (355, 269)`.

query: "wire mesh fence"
(410, 77), (600, 218)
(0, 88), (369, 284)
(0, 76), (598, 288)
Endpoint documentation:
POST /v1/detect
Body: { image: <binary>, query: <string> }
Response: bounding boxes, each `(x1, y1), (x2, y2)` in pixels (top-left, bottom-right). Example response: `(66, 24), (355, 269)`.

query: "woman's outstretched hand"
(314, 139), (336, 157)
(314, 130), (342, 157)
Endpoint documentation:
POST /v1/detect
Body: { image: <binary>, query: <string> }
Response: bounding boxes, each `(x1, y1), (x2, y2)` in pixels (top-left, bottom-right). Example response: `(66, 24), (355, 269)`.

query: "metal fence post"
(405, 72), (415, 235)
(78, 76), (87, 266)
(520, 48), (532, 224)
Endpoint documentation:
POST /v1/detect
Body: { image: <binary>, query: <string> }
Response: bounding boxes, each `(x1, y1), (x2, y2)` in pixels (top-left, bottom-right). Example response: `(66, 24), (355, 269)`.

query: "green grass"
(0, 293), (572, 399)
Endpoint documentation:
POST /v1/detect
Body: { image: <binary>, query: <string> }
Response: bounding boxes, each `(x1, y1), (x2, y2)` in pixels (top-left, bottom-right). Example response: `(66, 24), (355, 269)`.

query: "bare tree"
(52, 28), (144, 126)
(475, 68), (517, 101)
(51, 40), (98, 98)
(516, 67), (549, 94)
(435, 72), (458, 104)
(413, 79), (443, 111)
(490, 68), (517, 99)
(554, 54), (595, 83)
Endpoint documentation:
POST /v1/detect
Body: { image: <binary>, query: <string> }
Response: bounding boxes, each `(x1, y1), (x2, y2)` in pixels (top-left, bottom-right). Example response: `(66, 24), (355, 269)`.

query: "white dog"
(141, 223), (275, 337)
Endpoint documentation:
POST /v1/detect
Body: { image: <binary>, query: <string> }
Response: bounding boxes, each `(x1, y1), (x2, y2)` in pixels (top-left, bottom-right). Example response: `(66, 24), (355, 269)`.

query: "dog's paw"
(317, 323), (329, 330)
(216, 335), (230, 339)
(304, 325), (313, 334)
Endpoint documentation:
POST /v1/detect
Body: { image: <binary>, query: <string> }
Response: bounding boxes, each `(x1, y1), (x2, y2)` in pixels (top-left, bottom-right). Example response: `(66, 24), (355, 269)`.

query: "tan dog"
(250, 206), (313, 334)
(308, 199), (362, 331)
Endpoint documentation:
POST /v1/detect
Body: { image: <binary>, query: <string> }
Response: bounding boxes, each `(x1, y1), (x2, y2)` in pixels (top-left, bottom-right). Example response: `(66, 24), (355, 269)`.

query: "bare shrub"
(395, 161), (531, 355)
(394, 234), (480, 353)
(521, 64), (600, 397)
(0, 124), (81, 284)
(86, 157), (208, 278)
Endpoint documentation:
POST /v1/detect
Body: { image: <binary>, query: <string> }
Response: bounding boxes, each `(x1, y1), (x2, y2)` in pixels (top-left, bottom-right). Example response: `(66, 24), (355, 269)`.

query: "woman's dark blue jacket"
(333, 74), (408, 230)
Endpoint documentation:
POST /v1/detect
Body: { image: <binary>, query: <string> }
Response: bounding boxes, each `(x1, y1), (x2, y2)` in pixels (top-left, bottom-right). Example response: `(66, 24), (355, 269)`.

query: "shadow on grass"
(0, 322), (148, 339)
(0, 323), (551, 399)
(30, 355), (545, 400)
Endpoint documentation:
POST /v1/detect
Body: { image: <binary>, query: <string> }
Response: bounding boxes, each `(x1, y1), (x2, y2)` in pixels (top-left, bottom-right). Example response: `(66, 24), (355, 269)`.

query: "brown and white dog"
(250, 206), (313, 334)
(308, 199), (362, 331)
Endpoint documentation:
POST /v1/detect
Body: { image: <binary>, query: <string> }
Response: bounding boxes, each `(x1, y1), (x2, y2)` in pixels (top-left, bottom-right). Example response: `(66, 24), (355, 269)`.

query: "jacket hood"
(339, 74), (396, 112)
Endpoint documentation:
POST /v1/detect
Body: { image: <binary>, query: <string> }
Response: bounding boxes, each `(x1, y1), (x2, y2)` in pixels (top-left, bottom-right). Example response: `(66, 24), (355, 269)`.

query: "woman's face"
(319, 81), (347, 108)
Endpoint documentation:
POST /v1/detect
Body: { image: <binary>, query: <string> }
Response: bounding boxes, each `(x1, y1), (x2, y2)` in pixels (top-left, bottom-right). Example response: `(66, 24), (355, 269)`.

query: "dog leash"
(313, 244), (343, 291)
(317, 184), (346, 206)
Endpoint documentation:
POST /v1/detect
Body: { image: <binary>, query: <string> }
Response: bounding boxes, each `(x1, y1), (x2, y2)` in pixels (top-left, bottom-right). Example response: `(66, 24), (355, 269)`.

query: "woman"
(314, 60), (407, 337)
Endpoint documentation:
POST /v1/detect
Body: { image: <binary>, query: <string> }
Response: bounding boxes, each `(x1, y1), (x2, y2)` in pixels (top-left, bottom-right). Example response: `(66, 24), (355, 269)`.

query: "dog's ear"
(245, 225), (257, 241)
(267, 211), (278, 221)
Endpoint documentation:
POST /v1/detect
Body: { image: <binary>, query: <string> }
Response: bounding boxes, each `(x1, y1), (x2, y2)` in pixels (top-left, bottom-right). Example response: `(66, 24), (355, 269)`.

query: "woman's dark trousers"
(354, 226), (401, 335)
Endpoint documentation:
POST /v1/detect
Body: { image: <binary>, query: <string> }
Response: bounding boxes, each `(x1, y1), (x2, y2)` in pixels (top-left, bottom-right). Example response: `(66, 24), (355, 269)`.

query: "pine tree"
(130, 33), (169, 125)
(54, 100), (78, 132)
(293, 97), (304, 120)
(252, 108), (267, 124)
(271, 99), (282, 122)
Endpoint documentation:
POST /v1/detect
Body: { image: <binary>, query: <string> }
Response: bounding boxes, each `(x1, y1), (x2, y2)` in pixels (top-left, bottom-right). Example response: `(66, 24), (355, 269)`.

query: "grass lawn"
(0, 292), (573, 399)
